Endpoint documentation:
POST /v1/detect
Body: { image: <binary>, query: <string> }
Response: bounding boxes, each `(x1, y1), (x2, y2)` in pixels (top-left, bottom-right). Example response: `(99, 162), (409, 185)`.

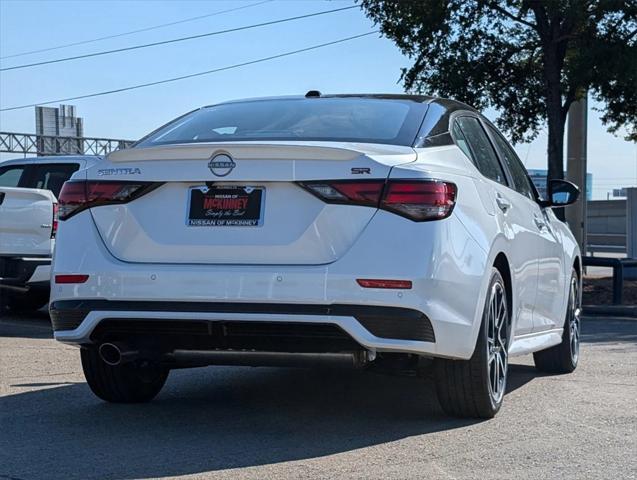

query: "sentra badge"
(97, 168), (142, 176)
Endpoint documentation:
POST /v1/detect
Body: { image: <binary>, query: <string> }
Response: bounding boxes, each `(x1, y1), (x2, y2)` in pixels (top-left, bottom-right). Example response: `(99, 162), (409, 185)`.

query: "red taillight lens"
(300, 179), (456, 221)
(54, 274), (89, 284)
(58, 181), (159, 220)
(51, 202), (59, 238)
(381, 180), (457, 221)
(300, 181), (384, 206)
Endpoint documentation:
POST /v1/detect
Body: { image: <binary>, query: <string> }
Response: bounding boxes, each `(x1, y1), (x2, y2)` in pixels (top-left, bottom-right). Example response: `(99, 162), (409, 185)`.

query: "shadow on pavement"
(2, 317), (632, 479)
(1, 361), (538, 480)
(0, 311), (53, 339)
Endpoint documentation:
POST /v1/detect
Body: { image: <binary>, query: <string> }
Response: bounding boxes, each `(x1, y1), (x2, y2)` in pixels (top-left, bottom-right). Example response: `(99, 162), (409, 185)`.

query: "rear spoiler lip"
(107, 141), (417, 163)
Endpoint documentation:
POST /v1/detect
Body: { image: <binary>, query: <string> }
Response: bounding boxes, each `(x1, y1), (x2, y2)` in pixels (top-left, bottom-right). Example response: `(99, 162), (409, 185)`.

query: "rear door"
(453, 116), (540, 336)
(0, 187), (55, 256)
(85, 142), (417, 265)
(484, 125), (565, 331)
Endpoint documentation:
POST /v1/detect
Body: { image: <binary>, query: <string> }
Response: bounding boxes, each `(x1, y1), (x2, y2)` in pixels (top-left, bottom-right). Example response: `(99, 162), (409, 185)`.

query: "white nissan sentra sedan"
(50, 93), (581, 418)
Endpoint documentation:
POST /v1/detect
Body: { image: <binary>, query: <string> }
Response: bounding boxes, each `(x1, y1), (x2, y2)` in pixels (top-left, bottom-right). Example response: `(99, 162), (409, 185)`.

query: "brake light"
(58, 181), (160, 220)
(300, 179), (456, 221)
(302, 181), (385, 206)
(51, 202), (59, 238)
(381, 180), (456, 221)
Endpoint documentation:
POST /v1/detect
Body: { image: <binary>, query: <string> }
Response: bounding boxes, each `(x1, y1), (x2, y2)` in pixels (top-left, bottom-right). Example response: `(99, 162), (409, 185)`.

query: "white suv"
(0, 156), (98, 311)
(51, 94), (581, 418)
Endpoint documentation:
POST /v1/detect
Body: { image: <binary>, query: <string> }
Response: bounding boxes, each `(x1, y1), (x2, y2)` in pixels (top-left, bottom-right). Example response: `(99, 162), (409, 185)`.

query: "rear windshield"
(136, 98), (427, 147)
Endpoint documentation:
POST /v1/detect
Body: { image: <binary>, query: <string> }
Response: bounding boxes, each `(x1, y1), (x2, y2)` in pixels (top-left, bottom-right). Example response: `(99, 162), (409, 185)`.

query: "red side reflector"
(356, 279), (412, 289)
(55, 274), (89, 284)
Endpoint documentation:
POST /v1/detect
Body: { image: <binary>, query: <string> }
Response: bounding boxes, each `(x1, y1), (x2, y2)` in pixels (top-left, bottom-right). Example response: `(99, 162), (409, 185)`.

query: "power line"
(0, 5), (359, 72)
(0, 0), (272, 60)
(0, 31), (379, 112)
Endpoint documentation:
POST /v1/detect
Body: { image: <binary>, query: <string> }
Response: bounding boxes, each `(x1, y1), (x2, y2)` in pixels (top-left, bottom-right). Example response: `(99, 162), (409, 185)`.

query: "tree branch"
(487, 3), (538, 30)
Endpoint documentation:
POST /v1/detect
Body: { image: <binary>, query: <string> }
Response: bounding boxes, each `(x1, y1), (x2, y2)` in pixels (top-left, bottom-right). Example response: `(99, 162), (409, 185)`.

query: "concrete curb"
(583, 305), (637, 318)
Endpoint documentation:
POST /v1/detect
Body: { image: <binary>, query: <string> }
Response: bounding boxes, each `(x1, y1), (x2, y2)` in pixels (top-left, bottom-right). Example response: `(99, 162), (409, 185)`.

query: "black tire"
(80, 347), (169, 403)
(434, 268), (510, 419)
(533, 269), (580, 374)
(1, 289), (49, 312)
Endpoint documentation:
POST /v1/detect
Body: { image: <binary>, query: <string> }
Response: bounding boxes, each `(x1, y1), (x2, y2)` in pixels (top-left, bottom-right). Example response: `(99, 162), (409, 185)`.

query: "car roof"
(207, 93), (478, 113)
(0, 155), (101, 167)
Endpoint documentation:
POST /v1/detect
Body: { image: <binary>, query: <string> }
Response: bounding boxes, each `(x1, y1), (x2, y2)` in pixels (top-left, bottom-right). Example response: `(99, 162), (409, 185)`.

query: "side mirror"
(540, 179), (580, 208)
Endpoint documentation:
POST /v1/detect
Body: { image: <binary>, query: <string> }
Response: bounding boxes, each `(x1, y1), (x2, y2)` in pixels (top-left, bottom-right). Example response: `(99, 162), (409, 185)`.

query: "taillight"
(381, 180), (456, 221)
(303, 181), (385, 206)
(299, 179), (456, 221)
(58, 181), (160, 220)
(51, 202), (59, 238)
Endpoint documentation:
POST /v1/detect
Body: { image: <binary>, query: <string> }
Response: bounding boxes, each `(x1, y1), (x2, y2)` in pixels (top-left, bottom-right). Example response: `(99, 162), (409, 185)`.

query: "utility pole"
(566, 94), (588, 256)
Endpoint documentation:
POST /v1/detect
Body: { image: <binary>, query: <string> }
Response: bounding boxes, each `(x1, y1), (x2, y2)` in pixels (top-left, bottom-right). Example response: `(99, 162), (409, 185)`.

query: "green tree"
(358, 0), (637, 183)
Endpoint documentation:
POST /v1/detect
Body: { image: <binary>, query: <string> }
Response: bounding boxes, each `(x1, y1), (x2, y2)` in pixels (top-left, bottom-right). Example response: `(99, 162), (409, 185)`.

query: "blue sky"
(1, 0), (635, 198)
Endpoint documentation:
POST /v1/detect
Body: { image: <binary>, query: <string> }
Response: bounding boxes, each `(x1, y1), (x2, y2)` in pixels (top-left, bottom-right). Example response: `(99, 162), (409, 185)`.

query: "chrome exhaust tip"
(98, 342), (138, 366)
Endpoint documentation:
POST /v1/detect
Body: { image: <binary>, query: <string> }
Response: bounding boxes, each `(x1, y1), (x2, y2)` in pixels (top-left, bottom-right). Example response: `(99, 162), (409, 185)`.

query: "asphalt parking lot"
(1, 311), (635, 480)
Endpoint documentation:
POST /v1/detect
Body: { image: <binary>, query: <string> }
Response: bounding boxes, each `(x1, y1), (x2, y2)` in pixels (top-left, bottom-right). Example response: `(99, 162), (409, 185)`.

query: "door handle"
(534, 215), (546, 230)
(495, 194), (511, 213)
(0, 192), (5, 205)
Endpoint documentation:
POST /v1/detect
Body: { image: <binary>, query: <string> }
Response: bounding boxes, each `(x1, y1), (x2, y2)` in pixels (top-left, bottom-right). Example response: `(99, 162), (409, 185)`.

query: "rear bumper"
(51, 300), (436, 356)
(51, 210), (491, 359)
(0, 256), (50, 291)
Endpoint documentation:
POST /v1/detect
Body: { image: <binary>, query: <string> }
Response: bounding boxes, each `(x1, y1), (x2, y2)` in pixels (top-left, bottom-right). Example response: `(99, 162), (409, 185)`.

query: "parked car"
(0, 156), (99, 311)
(50, 94), (581, 418)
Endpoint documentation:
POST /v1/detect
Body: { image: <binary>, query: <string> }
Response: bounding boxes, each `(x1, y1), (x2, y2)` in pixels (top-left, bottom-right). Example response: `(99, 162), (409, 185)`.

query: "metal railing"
(0, 131), (134, 156)
(583, 256), (637, 304)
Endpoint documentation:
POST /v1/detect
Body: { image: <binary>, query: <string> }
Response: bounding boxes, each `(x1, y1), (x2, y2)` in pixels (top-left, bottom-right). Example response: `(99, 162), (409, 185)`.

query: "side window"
(455, 117), (507, 186)
(30, 163), (79, 197)
(451, 122), (474, 161)
(487, 126), (535, 200)
(0, 165), (25, 187)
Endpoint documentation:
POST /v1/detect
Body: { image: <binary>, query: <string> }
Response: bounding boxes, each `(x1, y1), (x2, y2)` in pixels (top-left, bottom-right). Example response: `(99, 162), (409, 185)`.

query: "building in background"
(528, 168), (593, 201)
(35, 104), (84, 155)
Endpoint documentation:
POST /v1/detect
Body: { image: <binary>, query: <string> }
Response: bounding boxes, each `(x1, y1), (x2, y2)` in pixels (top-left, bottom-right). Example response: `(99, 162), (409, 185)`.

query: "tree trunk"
(546, 102), (567, 220)
(530, 4), (571, 219)
(546, 104), (565, 183)
(543, 48), (568, 218)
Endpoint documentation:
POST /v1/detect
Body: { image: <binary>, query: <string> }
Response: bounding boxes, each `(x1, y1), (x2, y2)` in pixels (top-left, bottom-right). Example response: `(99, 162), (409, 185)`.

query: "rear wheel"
(434, 268), (510, 418)
(533, 269), (580, 373)
(80, 347), (169, 403)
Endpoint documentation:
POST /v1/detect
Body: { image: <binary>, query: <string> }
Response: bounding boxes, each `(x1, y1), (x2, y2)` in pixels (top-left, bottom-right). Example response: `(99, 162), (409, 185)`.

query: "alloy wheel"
(569, 276), (581, 364)
(487, 281), (509, 405)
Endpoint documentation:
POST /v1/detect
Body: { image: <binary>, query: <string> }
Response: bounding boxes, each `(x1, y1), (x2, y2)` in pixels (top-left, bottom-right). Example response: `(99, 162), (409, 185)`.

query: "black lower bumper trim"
(50, 300), (435, 343)
(0, 256), (50, 288)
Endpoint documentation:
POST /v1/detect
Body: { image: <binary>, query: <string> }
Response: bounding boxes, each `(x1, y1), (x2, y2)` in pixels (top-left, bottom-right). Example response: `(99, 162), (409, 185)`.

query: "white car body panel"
(0, 187), (56, 256)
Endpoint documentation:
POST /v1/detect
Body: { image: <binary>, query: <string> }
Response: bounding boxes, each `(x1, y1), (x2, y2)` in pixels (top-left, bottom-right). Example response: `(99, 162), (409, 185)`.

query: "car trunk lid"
(87, 142), (416, 265)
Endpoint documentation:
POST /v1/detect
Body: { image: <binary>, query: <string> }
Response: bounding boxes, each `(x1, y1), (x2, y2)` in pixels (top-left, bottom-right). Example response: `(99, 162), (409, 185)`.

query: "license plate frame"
(186, 185), (265, 227)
